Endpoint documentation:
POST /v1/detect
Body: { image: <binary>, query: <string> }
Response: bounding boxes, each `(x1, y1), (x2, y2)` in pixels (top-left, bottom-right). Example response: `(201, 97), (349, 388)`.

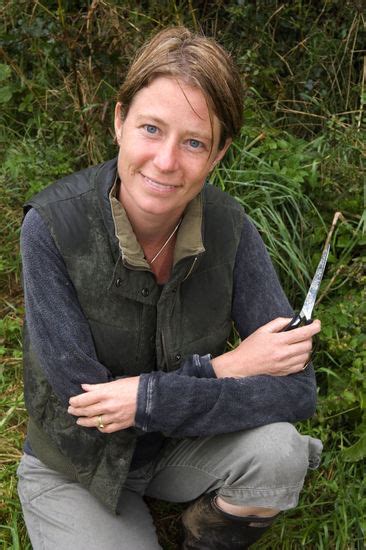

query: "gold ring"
(97, 415), (104, 429)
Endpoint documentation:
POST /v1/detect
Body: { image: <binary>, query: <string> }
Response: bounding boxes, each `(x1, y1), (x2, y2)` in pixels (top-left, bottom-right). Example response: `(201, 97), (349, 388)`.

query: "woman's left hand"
(67, 376), (139, 433)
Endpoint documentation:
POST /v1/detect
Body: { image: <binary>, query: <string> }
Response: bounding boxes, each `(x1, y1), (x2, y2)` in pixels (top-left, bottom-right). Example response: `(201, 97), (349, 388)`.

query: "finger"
(270, 338), (312, 365)
(273, 348), (312, 373)
(261, 317), (293, 334)
(285, 339), (313, 359)
(76, 414), (113, 428)
(100, 422), (126, 434)
(69, 391), (103, 408)
(68, 403), (103, 418)
(76, 419), (127, 433)
(284, 320), (321, 344)
(286, 353), (312, 373)
(81, 383), (107, 392)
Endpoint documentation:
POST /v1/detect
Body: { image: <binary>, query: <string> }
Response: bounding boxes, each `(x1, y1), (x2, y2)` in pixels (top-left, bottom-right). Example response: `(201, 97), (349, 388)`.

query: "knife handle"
(283, 314), (313, 331)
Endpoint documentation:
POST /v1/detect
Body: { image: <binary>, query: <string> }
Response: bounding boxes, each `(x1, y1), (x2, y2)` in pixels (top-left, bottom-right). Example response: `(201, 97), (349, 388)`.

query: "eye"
(144, 124), (158, 134)
(188, 139), (203, 150)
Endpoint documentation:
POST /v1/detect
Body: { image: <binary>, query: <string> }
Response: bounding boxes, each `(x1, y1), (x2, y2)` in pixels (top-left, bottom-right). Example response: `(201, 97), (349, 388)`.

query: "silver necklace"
(149, 219), (182, 264)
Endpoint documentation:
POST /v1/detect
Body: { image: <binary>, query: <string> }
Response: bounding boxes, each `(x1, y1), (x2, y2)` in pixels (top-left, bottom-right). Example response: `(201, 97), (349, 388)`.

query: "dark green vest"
(23, 158), (245, 512)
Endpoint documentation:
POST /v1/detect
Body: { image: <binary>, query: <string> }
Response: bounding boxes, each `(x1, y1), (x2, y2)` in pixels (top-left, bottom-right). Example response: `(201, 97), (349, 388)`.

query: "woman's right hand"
(211, 317), (321, 378)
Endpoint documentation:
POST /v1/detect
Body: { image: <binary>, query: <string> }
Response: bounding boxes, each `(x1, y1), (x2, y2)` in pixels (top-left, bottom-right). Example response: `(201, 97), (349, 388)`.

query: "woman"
(18, 27), (322, 549)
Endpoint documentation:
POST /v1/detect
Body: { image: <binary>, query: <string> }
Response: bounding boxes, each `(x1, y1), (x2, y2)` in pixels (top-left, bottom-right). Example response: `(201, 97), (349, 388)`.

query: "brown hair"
(117, 27), (243, 149)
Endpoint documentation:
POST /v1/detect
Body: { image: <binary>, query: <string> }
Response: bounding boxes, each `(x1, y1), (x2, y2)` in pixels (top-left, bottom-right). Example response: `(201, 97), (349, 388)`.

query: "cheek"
(190, 162), (212, 186)
(184, 170), (208, 195)
(118, 144), (145, 173)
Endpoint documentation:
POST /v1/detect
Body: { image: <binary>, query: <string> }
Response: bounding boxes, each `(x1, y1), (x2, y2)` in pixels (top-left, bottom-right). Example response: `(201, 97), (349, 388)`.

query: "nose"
(153, 139), (179, 172)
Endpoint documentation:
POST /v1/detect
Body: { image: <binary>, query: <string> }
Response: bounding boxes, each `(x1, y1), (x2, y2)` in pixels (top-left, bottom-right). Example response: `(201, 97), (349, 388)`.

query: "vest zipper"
(160, 254), (202, 369)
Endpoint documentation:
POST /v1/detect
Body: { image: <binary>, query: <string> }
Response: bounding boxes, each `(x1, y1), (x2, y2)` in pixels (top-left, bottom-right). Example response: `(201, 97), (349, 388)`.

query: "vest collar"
(109, 181), (205, 269)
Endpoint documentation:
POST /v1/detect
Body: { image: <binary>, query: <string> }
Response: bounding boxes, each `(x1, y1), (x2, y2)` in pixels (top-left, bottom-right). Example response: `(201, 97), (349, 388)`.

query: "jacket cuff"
(135, 373), (154, 432)
(194, 354), (216, 378)
(134, 355), (216, 432)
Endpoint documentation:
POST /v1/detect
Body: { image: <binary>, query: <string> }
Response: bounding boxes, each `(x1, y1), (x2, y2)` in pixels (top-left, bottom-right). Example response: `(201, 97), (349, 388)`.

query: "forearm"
(135, 366), (317, 437)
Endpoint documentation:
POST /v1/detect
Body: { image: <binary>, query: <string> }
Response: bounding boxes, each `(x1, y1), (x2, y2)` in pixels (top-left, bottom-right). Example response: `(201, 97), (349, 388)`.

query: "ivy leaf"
(0, 63), (11, 81)
(342, 433), (366, 462)
(0, 85), (13, 104)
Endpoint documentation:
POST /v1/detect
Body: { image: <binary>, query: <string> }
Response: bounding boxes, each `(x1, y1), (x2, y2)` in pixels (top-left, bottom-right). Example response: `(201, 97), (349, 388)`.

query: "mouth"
(141, 173), (180, 192)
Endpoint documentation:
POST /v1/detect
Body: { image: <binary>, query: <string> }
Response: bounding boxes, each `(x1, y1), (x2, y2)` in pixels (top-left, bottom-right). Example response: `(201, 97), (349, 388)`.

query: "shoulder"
(21, 208), (52, 246)
(21, 207), (64, 270)
(203, 184), (261, 241)
(24, 158), (117, 211)
(203, 182), (243, 214)
(22, 159), (118, 255)
(203, 183), (245, 238)
(199, 183), (247, 261)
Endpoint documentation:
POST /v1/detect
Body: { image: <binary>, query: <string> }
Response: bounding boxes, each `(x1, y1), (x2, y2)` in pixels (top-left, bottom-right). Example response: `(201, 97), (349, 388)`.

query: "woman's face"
(114, 76), (231, 222)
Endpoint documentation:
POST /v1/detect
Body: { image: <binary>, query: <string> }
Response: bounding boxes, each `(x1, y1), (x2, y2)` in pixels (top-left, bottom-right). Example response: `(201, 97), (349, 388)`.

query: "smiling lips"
(142, 173), (180, 192)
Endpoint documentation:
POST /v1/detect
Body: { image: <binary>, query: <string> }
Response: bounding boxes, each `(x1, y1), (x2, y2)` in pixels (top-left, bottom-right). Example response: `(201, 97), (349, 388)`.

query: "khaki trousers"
(17, 422), (322, 550)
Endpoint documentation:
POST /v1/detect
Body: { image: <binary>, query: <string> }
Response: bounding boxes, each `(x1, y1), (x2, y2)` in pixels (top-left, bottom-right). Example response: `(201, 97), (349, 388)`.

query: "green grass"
(0, 356), (29, 550)
(1, 1), (365, 548)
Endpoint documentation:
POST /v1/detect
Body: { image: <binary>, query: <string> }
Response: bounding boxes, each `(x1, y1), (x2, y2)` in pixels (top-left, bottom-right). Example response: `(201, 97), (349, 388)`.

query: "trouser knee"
(219, 422), (318, 506)
(243, 422), (311, 486)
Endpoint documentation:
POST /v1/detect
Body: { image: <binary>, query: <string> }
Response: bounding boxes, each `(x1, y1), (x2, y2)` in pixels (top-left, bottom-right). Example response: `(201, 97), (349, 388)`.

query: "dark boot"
(181, 493), (278, 549)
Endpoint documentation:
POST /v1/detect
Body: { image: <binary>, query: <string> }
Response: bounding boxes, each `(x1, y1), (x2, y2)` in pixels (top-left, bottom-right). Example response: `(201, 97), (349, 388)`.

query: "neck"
(119, 187), (183, 246)
(132, 214), (182, 246)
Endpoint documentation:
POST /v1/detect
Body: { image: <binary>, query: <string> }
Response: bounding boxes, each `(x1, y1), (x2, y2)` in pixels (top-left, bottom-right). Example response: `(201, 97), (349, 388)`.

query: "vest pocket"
(88, 318), (141, 376)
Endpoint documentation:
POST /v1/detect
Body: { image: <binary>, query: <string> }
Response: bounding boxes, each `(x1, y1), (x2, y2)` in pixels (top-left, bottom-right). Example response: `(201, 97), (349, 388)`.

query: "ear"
(210, 138), (232, 171)
(114, 102), (123, 145)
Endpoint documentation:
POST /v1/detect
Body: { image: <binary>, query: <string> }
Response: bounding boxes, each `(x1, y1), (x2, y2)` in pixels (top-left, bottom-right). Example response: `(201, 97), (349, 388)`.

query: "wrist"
(211, 348), (240, 378)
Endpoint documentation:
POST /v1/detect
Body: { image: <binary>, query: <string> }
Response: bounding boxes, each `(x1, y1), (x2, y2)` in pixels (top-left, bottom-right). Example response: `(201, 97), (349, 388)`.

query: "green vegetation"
(1, 1), (364, 548)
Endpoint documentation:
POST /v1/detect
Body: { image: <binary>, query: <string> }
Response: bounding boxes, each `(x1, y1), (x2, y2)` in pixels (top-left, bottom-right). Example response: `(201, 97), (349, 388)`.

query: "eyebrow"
(135, 114), (213, 143)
